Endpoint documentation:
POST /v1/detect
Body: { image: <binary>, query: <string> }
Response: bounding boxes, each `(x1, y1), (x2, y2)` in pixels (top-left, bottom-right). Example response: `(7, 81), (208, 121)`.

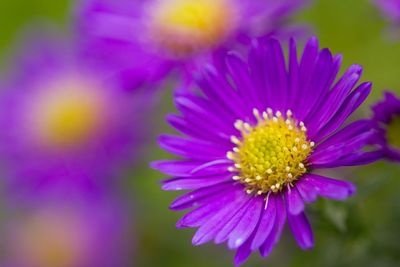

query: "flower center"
(227, 108), (314, 195)
(29, 76), (106, 149)
(147, 0), (238, 58)
(387, 115), (400, 149)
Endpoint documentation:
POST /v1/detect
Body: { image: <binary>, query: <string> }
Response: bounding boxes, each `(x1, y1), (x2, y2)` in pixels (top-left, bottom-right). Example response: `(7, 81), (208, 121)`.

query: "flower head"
(152, 37), (381, 265)
(76, 0), (308, 86)
(2, 195), (132, 267)
(0, 34), (146, 192)
(372, 91), (400, 161)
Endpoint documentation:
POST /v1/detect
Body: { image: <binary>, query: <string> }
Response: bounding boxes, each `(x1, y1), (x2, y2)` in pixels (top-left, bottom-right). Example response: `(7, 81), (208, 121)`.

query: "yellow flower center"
(147, 0), (238, 57)
(30, 76), (105, 149)
(387, 115), (400, 149)
(227, 108), (314, 195)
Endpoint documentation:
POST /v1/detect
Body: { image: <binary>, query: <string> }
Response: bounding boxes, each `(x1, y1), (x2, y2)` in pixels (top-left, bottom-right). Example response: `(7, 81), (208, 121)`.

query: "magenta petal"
(259, 194), (286, 257)
(166, 114), (230, 144)
(176, 189), (239, 228)
(170, 182), (233, 210)
(296, 178), (318, 203)
(228, 197), (263, 249)
(161, 173), (231, 190)
(287, 211), (314, 249)
(158, 134), (225, 161)
(150, 160), (201, 176)
(192, 189), (249, 246)
(250, 194), (276, 250)
(214, 195), (254, 244)
(284, 186), (305, 215)
(304, 174), (356, 200)
(225, 51), (260, 110)
(234, 240), (252, 267)
(190, 159), (232, 175)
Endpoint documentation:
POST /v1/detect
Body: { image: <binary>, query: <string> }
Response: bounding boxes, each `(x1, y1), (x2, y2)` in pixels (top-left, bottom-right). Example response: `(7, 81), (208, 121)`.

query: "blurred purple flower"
(374, 0), (400, 23)
(152, 37), (381, 265)
(2, 195), (133, 267)
(0, 33), (148, 194)
(76, 0), (309, 87)
(372, 91), (400, 161)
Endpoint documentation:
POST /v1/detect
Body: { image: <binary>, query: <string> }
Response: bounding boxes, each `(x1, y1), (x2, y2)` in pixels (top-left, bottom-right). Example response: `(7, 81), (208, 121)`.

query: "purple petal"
(192, 188), (249, 245)
(306, 65), (362, 138)
(287, 211), (314, 249)
(248, 41), (270, 110)
(151, 160), (203, 177)
(225, 51), (261, 113)
(287, 38), (299, 108)
(262, 38), (288, 111)
(214, 195), (255, 244)
(197, 66), (247, 119)
(174, 95), (235, 138)
(309, 130), (377, 165)
(152, 159), (232, 178)
(314, 82), (372, 143)
(170, 183), (234, 210)
(315, 119), (373, 151)
(303, 174), (356, 200)
(234, 243), (252, 267)
(300, 48), (335, 120)
(161, 173), (232, 190)
(190, 159), (232, 175)
(166, 114), (230, 144)
(250, 193), (277, 250)
(313, 151), (383, 168)
(176, 187), (240, 228)
(158, 135), (226, 161)
(372, 91), (400, 123)
(295, 179), (318, 203)
(284, 186), (305, 215)
(295, 37), (319, 119)
(260, 194), (286, 257)
(228, 197), (263, 249)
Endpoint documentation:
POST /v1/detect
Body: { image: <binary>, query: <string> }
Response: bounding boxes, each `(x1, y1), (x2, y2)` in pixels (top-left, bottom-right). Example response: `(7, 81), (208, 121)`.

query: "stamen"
(234, 120), (244, 131)
(226, 151), (235, 160)
(230, 136), (241, 145)
(228, 166), (236, 172)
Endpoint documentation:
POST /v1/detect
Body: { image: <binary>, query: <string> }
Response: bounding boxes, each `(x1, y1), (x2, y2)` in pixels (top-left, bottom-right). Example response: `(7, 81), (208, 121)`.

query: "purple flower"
(373, 0), (400, 24)
(1, 195), (133, 267)
(152, 37), (381, 265)
(76, 0), (308, 87)
(372, 91), (400, 161)
(0, 33), (146, 193)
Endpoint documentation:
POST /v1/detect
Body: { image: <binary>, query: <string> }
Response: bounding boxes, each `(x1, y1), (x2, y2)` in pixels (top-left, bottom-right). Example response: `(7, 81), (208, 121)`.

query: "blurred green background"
(1, 0), (400, 266)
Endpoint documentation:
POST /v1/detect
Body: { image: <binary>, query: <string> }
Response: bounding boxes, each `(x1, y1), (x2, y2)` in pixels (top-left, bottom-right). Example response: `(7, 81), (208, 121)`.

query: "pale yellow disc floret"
(227, 108), (314, 195)
(147, 0), (238, 57)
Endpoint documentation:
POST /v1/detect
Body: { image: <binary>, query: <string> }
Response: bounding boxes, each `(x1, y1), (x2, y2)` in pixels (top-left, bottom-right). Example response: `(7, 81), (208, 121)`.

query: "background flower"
(0, 32), (148, 195)
(75, 0), (309, 88)
(373, 0), (400, 24)
(0, 193), (134, 267)
(372, 91), (400, 161)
